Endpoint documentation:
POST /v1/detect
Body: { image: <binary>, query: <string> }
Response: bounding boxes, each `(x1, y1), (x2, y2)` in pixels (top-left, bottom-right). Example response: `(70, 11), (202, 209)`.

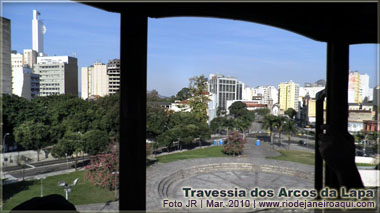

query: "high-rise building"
(12, 65), (40, 100)
(23, 49), (37, 68)
(253, 86), (278, 105)
(107, 59), (120, 94)
(81, 62), (109, 99)
(34, 56), (78, 96)
(1, 17), (12, 95)
(32, 10), (46, 55)
(348, 71), (370, 104)
(278, 80), (300, 112)
(208, 74), (244, 110)
(11, 51), (40, 100)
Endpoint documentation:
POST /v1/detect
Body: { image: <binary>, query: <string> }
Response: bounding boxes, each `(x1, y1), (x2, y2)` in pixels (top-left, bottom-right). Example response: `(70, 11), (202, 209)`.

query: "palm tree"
(282, 119), (297, 149)
(275, 116), (287, 147)
(262, 114), (278, 146)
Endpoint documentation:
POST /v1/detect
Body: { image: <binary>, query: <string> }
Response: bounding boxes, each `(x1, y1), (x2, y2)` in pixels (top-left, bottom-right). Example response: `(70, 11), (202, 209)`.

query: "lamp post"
(38, 177), (46, 197)
(112, 171), (119, 199)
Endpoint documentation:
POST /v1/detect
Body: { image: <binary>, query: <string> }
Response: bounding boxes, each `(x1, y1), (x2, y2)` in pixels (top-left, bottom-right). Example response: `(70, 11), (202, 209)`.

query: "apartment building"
(34, 56), (78, 96)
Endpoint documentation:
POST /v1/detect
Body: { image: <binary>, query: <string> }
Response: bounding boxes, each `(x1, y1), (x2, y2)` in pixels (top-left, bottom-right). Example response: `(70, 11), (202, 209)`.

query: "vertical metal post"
(119, 12), (147, 210)
(325, 41), (349, 189)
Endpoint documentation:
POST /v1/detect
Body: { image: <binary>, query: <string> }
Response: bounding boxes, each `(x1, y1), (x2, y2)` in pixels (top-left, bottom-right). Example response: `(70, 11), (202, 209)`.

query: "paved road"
(2, 158), (90, 183)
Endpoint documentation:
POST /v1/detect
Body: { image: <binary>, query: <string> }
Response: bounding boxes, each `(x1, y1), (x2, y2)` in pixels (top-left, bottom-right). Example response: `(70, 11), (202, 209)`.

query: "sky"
(3, 2), (378, 97)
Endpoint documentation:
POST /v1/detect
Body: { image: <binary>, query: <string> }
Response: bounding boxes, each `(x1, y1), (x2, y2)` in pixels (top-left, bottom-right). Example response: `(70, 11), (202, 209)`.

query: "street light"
(58, 178), (79, 200)
(112, 171), (119, 199)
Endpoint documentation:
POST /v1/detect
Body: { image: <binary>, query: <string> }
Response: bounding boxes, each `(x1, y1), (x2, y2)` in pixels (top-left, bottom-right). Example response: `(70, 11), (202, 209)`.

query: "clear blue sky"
(3, 2), (378, 97)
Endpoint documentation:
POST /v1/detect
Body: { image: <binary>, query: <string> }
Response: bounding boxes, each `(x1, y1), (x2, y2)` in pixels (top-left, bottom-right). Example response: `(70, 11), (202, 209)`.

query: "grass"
(267, 149), (315, 165)
(2, 170), (116, 211)
(156, 146), (227, 163)
(356, 163), (378, 167)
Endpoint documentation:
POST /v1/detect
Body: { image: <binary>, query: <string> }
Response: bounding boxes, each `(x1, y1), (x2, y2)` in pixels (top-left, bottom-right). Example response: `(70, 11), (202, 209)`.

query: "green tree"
(175, 87), (191, 101)
(83, 130), (110, 155)
(273, 116), (287, 146)
(52, 131), (84, 169)
(188, 75), (210, 123)
(1, 94), (35, 137)
(228, 101), (248, 118)
(253, 108), (270, 119)
(262, 114), (278, 146)
(14, 121), (50, 161)
(90, 93), (120, 140)
(282, 119), (297, 149)
(146, 102), (169, 139)
(285, 108), (297, 119)
(227, 102), (254, 138)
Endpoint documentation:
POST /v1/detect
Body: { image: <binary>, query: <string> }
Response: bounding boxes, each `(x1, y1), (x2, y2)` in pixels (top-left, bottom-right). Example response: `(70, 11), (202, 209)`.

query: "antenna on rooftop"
(72, 52), (76, 57)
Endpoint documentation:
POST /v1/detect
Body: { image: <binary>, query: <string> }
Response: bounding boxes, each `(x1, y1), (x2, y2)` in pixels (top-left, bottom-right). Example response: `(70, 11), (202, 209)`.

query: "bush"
(223, 131), (246, 156)
(84, 144), (119, 190)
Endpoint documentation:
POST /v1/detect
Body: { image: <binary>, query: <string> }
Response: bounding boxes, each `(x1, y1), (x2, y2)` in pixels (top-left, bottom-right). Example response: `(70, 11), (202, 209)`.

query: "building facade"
(11, 52), (40, 99)
(23, 49), (37, 69)
(12, 66), (40, 100)
(81, 62), (109, 99)
(1, 17), (12, 95)
(34, 56), (78, 96)
(107, 59), (120, 94)
(348, 71), (370, 104)
(208, 74), (244, 111)
(32, 10), (46, 55)
(253, 86), (278, 105)
(278, 80), (300, 112)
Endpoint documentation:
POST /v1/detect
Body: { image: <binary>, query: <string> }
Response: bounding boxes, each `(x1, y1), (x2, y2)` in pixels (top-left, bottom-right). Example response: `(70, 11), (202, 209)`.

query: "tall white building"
(12, 66), (40, 100)
(253, 86), (278, 105)
(32, 10), (46, 55)
(34, 56), (78, 96)
(81, 62), (109, 99)
(208, 74), (244, 110)
(242, 87), (255, 100)
(1, 17), (12, 95)
(11, 52), (40, 100)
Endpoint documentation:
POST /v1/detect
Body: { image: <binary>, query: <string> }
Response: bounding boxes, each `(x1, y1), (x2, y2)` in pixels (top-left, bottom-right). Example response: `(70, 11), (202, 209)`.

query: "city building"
(242, 87), (255, 100)
(23, 49), (37, 68)
(12, 66), (39, 100)
(278, 80), (300, 112)
(299, 86), (324, 99)
(11, 52), (40, 99)
(32, 10), (46, 55)
(348, 71), (370, 104)
(34, 56), (78, 96)
(1, 17), (12, 95)
(81, 62), (109, 99)
(107, 59), (120, 94)
(208, 74), (244, 111)
(253, 86), (278, 106)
